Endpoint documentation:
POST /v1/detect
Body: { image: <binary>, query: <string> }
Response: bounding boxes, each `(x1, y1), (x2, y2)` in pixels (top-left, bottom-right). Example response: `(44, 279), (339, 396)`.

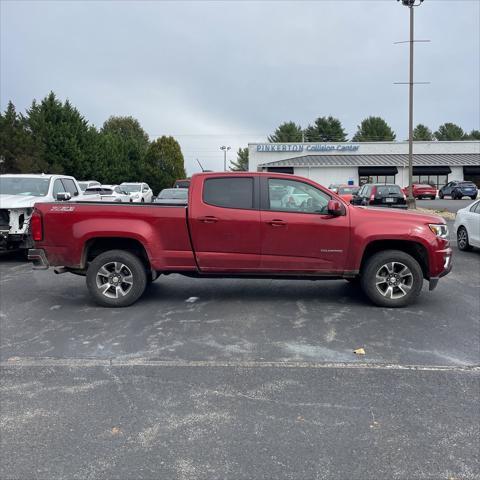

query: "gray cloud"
(1, 0), (479, 174)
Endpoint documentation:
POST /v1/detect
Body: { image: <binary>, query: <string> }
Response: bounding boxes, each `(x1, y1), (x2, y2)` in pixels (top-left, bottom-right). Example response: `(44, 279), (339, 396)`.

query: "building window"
(411, 175), (448, 189)
(361, 175), (396, 185)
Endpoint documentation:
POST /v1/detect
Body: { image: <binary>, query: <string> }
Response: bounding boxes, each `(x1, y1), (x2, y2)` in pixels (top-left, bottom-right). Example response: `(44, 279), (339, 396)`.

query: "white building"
(248, 141), (480, 189)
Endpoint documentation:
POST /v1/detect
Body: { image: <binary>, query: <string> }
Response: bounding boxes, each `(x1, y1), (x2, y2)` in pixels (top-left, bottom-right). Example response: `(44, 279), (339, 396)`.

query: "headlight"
(429, 224), (449, 239)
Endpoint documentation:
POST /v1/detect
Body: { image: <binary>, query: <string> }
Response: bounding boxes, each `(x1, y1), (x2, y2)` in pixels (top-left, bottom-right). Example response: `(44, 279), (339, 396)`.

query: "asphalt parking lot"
(417, 198), (475, 213)
(1, 218), (479, 479)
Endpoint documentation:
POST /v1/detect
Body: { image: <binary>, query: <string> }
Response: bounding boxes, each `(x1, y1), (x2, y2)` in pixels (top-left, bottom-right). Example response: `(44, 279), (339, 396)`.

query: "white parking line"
(1, 357), (478, 373)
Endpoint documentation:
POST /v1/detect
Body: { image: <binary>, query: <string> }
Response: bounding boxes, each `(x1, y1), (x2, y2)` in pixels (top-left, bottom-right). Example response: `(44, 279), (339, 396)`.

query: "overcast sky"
(1, 0), (479, 174)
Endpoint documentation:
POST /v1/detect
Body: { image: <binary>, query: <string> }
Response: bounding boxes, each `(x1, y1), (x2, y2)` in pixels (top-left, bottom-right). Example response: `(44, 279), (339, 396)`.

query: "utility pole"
(220, 146), (231, 172)
(395, 0), (428, 209)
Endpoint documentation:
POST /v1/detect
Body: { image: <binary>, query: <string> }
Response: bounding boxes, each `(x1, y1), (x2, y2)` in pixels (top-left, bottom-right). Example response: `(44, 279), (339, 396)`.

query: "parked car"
(120, 182), (153, 203)
(454, 199), (480, 251)
(155, 188), (188, 204)
(351, 183), (407, 209)
(0, 173), (81, 250)
(438, 181), (478, 200)
(402, 184), (437, 200)
(77, 180), (100, 192)
(29, 172), (452, 308)
(328, 184), (342, 193)
(81, 185), (132, 203)
(336, 185), (360, 203)
(173, 179), (190, 189)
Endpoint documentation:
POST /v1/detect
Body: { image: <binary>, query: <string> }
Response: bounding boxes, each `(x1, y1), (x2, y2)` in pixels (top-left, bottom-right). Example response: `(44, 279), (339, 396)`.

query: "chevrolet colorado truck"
(28, 172), (452, 308)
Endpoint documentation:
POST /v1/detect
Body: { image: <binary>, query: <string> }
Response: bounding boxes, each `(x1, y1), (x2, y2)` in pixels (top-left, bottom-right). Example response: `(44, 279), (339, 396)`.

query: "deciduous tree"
(144, 136), (186, 194)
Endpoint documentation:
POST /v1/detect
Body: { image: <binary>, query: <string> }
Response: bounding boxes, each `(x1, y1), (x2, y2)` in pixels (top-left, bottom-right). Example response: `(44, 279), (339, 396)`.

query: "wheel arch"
(360, 240), (429, 279)
(82, 237), (151, 270)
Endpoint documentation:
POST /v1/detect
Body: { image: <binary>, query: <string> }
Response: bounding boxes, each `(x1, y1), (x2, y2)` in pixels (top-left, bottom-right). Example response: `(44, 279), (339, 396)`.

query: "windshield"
(121, 184), (141, 193)
(338, 186), (359, 195)
(159, 189), (188, 199)
(0, 177), (50, 197)
(78, 182), (88, 191)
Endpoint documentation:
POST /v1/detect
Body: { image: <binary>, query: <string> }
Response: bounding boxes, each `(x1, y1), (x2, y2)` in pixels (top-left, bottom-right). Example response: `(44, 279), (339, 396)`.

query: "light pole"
(220, 146), (231, 172)
(397, 0), (424, 209)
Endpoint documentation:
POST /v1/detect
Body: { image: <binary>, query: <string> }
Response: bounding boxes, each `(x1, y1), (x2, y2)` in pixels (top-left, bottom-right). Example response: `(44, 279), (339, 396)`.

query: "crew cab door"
(188, 175), (261, 271)
(259, 177), (350, 272)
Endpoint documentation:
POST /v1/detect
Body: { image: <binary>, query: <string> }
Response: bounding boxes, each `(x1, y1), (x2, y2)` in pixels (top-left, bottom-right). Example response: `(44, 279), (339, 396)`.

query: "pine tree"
(230, 147), (249, 171)
(304, 116), (347, 142)
(434, 123), (465, 141)
(268, 122), (303, 142)
(352, 117), (396, 142)
(413, 124), (434, 141)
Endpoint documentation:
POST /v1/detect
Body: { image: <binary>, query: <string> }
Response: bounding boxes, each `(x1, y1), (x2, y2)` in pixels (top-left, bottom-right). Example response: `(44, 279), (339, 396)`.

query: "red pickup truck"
(28, 172), (452, 308)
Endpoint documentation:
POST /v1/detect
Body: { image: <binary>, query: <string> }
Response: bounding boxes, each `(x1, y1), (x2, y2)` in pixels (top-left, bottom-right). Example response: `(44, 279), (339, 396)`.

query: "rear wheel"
(471, 196), (477, 200)
(438, 191), (444, 199)
(361, 250), (423, 307)
(457, 226), (472, 251)
(86, 250), (147, 307)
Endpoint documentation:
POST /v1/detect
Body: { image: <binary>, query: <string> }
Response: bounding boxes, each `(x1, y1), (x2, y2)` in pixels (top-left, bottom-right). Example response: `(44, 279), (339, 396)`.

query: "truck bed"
(35, 202), (197, 271)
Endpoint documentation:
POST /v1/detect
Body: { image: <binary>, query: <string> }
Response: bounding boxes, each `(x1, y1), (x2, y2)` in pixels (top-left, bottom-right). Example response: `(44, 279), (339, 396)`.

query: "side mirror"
(56, 192), (71, 201)
(327, 200), (344, 216)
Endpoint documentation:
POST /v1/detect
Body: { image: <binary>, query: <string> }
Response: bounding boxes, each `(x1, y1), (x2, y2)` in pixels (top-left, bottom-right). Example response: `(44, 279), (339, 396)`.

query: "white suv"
(0, 173), (81, 250)
(120, 182), (153, 203)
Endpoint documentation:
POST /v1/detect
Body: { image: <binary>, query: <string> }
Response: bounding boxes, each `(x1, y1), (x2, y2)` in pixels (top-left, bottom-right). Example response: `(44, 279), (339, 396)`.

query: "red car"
(336, 185), (360, 203)
(403, 184), (437, 200)
(29, 172), (452, 308)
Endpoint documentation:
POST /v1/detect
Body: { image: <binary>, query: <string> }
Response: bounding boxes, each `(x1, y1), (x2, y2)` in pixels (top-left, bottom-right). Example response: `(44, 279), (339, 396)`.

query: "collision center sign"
(256, 144), (360, 153)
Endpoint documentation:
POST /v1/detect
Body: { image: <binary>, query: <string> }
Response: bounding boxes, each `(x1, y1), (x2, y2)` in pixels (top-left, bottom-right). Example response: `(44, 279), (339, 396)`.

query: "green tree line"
(231, 116), (479, 171)
(0, 92), (186, 194)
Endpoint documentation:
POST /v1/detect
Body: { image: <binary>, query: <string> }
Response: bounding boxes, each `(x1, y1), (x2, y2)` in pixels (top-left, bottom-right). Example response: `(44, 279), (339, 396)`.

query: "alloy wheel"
(375, 262), (413, 299)
(95, 261), (133, 299)
(457, 228), (468, 250)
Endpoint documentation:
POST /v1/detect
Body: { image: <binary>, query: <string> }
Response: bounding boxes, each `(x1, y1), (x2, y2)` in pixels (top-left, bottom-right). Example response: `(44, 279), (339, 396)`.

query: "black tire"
(360, 250), (423, 308)
(430, 196), (436, 200)
(141, 198), (145, 203)
(86, 250), (147, 307)
(457, 226), (472, 252)
(438, 191), (444, 199)
(471, 196), (477, 200)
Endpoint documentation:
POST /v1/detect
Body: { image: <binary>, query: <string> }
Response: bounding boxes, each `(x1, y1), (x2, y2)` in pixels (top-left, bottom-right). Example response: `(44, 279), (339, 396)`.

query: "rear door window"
(203, 177), (254, 209)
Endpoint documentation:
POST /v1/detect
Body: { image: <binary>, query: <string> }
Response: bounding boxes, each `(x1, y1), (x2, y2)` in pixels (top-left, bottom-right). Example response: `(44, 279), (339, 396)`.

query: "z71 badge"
(50, 206), (76, 212)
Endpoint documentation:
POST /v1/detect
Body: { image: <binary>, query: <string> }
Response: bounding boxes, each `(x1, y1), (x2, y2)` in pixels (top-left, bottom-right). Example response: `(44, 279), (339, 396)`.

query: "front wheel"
(86, 250), (147, 307)
(457, 227), (472, 251)
(361, 250), (423, 307)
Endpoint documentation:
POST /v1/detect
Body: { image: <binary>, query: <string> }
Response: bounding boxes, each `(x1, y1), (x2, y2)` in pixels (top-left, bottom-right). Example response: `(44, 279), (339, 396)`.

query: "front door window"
(267, 178), (330, 214)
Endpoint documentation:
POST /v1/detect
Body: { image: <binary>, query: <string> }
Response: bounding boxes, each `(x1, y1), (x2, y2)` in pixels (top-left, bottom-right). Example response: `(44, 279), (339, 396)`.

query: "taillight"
(370, 187), (376, 202)
(31, 210), (43, 242)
